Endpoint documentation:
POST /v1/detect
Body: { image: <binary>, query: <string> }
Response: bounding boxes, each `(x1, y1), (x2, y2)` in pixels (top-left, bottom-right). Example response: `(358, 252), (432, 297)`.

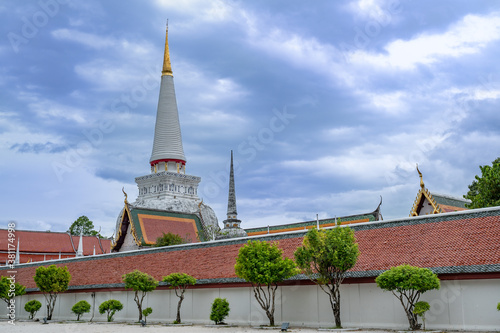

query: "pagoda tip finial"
(162, 21), (173, 76)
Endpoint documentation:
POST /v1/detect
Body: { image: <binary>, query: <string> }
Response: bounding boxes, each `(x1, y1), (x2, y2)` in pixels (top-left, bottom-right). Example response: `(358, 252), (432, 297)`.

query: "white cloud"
(52, 29), (115, 49)
(346, 0), (401, 23)
(349, 12), (500, 70)
(362, 90), (408, 114)
(154, 0), (236, 26)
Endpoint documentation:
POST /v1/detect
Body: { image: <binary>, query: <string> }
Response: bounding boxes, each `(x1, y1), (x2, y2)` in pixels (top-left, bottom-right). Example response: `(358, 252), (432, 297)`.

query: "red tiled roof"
(139, 215), (200, 244)
(439, 204), (468, 213)
(2, 208), (500, 289)
(0, 229), (111, 255)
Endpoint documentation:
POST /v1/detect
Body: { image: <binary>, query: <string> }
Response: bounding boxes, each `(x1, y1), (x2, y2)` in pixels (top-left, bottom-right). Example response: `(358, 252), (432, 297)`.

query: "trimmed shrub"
(142, 307), (152, 323)
(210, 298), (230, 324)
(414, 301), (430, 330)
(99, 299), (123, 322)
(72, 300), (91, 321)
(24, 300), (42, 320)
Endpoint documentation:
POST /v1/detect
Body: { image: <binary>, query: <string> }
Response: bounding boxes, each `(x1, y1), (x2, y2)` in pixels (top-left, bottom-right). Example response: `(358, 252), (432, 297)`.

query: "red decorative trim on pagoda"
(150, 158), (186, 166)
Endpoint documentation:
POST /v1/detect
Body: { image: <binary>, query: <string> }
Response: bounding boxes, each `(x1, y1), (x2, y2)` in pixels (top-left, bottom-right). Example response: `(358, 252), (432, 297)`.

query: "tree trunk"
(252, 284), (277, 326)
(135, 291), (143, 321)
(267, 311), (275, 326)
(327, 285), (342, 328)
(176, 295), (184, 323)
(396, 291), (421, 330)
(45, 293), (57, 320)
(405, 310), (420, 330)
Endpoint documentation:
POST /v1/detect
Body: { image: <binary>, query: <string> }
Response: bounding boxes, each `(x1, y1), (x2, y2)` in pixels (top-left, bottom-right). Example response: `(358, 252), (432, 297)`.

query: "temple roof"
(245, 202), (382, 236)
(7, 206), (500, 289)
(0, 229), (110, 258)
(111, 204), (205, 252)
(410, 165), (470, 216)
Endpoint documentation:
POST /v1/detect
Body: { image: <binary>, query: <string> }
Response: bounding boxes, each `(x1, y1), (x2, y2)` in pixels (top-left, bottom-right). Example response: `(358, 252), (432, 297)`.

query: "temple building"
(111, 25), (218, 252)
(220, 151), (247, 238)
(410, 165), (470, 216)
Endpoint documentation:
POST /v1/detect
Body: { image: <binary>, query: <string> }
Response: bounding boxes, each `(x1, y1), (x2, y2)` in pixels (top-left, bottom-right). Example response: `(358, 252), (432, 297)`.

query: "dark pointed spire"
(227, 150), (237, 218)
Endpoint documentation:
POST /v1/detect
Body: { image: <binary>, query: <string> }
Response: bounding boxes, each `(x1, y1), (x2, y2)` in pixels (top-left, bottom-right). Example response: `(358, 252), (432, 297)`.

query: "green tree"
(234, 240), (298, 326)
(98, 299), (123, 322)
(142, 307), (152, 323)
(497, 302), (500, 311)
(0, 276), (26, 305)
(464, 158), (500, 208)
(67, 215), (101, 236)
(71, 300), (91, 321)
(24, 300), (42, 320)
(414, 301), (430, 330)
(210, 298), (230, 325)
(33, 265), (71, 320)
(154, 232), (185, 247)
(163, 272), (196, 324)
(376, 265), (440, 330)
(294, 227), (359, 328)
(122, 270), (158, 321)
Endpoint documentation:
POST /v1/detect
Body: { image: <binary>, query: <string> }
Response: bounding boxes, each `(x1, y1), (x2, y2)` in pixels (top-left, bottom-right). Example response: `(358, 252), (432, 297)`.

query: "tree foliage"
(71, 300), (91, 321)
(376, 265), (440, 330)
(163, 272), (197, 324)
(0, 276), (26, 305)
(24, 299), (42, 320)
(154, 232), (186, 247)
(98, 299), (123, 322)
(235, 240), (298, 326)
(122, 270), (158, 321)
(294, 227), (359, 328)
(33, 265), (71, 320)
(464, 158), (500, 208)
(67, 215), (101, 236)
(210, 298), (230, 324)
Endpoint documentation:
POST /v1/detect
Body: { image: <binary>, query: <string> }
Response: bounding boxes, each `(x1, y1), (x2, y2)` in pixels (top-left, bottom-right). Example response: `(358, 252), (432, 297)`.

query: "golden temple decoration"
(122, 187), (128, 204)
(161, 21), (173, 76)
(416, 163), (425, 189)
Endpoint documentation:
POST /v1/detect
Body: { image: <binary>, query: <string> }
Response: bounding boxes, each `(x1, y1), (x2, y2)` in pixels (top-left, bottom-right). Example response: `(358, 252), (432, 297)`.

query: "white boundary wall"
(4, 279), (500, 330)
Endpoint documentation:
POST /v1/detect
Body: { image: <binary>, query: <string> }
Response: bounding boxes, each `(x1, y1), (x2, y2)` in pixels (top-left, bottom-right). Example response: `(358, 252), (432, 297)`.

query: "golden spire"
(162, 21), (173, 76)
(416, 164), (425, 189)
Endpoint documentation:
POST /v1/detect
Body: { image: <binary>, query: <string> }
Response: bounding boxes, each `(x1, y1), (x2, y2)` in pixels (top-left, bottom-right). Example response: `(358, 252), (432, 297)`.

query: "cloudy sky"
(1, 0), (499, 236)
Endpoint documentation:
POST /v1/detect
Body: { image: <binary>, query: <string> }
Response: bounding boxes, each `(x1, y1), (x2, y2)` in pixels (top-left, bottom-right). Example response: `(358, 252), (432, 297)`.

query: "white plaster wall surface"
(4, 279), (500, 330)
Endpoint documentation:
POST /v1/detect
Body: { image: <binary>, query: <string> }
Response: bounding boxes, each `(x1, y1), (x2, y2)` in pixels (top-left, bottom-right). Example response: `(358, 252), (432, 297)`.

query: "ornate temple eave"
(111, 203), (142, 252)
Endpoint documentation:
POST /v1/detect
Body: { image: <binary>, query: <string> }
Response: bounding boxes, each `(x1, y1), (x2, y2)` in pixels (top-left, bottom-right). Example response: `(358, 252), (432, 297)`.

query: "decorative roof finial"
(162, 19), (173, 77)
(122, 187), (128, 204)
(416, 164), (425, 189)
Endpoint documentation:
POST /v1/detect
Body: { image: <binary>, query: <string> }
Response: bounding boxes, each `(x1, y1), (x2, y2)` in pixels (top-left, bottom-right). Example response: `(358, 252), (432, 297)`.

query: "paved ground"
(4, 321), (497, 333)
(2, 321), (395, 333)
